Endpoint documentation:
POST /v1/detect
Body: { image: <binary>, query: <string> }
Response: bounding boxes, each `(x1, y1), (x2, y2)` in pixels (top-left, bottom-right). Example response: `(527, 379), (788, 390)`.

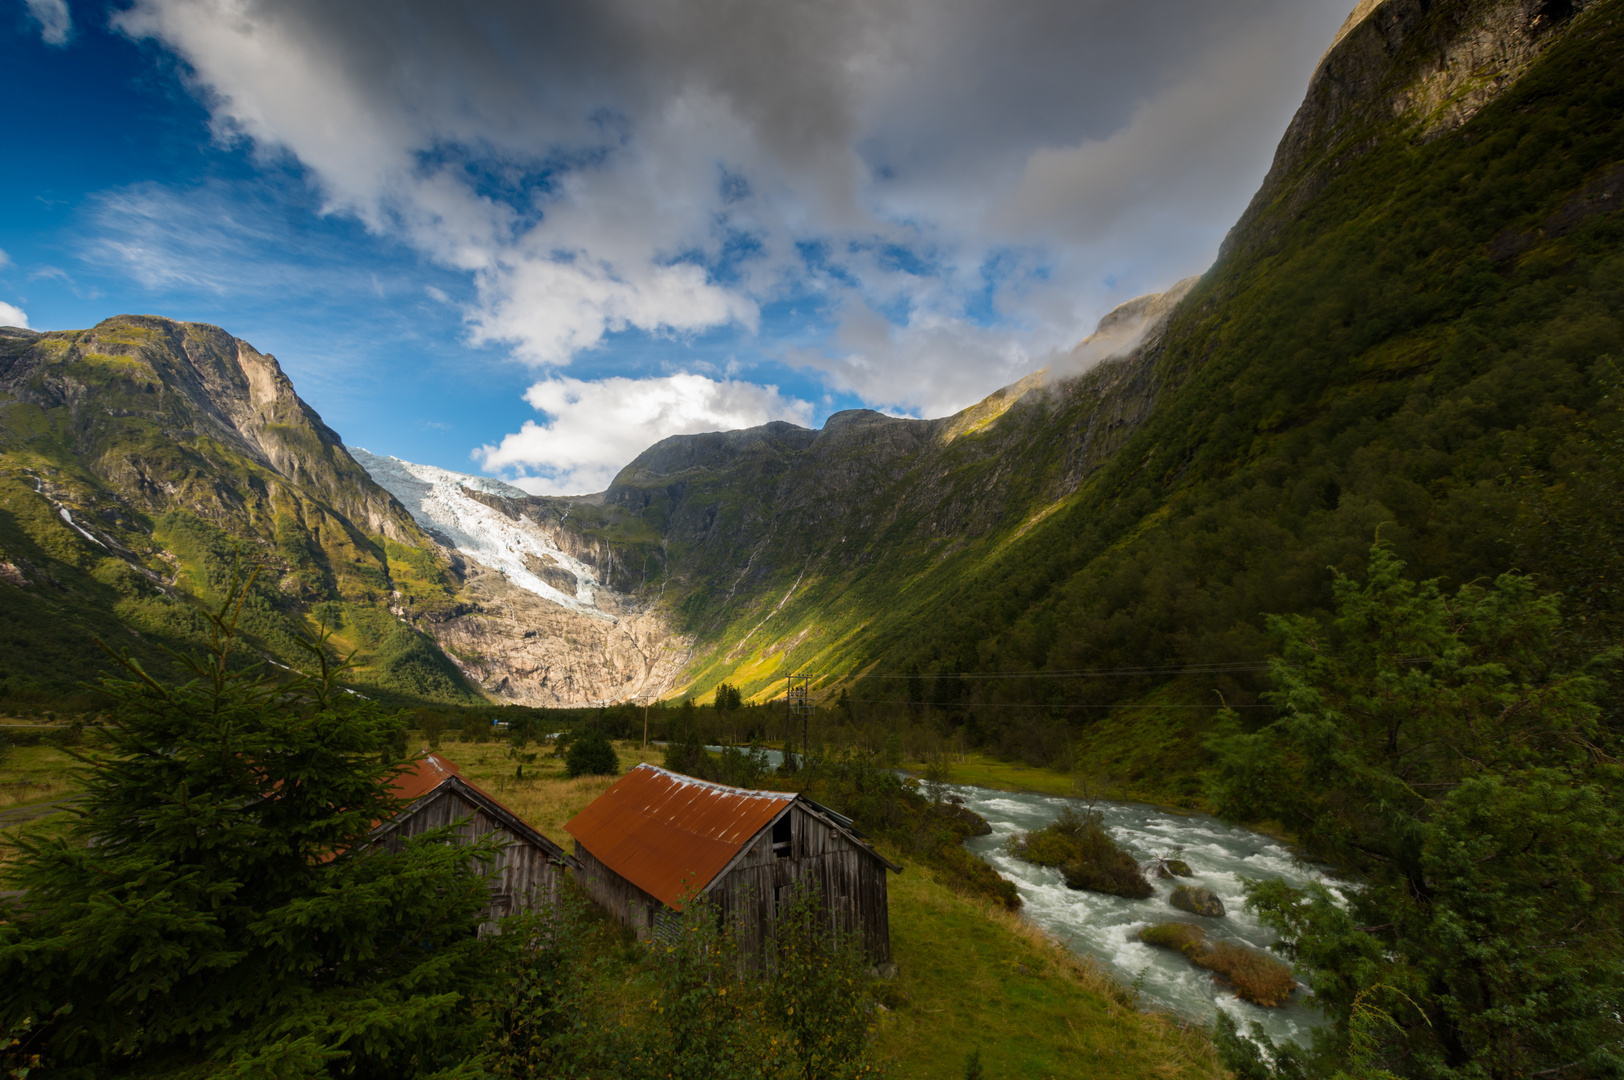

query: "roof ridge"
(630, 761), (796, 800)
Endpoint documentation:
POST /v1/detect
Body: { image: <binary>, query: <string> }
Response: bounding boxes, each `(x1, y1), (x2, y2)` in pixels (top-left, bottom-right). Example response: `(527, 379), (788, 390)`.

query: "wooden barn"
(371, 754), (579, 926)
(564, 763), (901, 963)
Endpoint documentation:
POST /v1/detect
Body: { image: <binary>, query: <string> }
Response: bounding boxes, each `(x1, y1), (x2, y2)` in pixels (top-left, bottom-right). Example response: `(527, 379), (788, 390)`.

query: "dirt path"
(0, 796), (83, 825)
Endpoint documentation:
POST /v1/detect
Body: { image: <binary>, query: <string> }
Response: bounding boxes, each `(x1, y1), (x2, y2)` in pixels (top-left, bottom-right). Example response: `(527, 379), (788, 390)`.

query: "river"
(946, 780), (1337, 1046)
(702, 746), (1337, 1044)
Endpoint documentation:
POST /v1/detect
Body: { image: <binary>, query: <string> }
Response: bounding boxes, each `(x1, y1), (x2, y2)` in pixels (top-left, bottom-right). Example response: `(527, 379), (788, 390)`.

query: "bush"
(566, 728), (619, 777)
(1008, 805), (1153, 899)
(1138, 922), (1296, 1007)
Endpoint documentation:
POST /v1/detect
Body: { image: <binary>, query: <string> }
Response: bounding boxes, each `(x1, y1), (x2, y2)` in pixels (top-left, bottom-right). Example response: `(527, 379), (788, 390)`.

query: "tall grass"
(1138, 922), (1296, 1007)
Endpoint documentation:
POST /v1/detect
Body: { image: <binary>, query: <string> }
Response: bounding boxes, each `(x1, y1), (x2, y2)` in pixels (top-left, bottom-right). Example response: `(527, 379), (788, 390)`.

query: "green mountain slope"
(513, 0), (1623, 802)
(0, 316), (478, 705)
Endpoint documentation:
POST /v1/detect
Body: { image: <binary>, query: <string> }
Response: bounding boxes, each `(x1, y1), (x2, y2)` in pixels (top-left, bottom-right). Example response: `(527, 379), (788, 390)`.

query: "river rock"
(1170, 885), (1225, 918)
(1153, 858), (1194, 879)
(937, 802), (993, 836)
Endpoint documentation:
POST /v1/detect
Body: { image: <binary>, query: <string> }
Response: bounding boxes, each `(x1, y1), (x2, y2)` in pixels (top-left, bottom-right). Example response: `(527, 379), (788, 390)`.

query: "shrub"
(1138, 921), (1205, 952)
(566, 727), (619, 777)
(1138, 922), (1296, 1007)
(1008, 805), (1153, 899)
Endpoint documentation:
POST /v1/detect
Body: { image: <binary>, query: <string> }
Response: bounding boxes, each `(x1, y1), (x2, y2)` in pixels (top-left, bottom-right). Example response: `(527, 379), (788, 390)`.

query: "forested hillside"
(543, 0), (1624, 802)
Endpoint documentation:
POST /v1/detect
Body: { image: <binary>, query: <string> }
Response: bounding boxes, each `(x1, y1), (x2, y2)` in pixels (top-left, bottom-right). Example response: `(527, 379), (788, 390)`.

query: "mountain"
(4, 0), (1619, 786)
(421, 0), (1621, 803)
(0, 316), (475, 704)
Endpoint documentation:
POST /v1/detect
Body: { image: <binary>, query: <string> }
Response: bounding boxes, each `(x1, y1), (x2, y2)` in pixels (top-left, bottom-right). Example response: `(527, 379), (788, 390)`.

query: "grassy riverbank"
(899, 747), (1209, 813)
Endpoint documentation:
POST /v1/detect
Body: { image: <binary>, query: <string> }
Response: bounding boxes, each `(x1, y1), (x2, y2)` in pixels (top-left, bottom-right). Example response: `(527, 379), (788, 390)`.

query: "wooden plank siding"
(573, 840), (670, 938)
(378, 781), (572, 930)
(710, 804), (892, 965)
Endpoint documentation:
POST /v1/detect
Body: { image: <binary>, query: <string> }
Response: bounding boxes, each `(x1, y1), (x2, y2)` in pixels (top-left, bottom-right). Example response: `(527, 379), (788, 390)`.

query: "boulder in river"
(1170, 885), (1225, 917)
(1152, 857), (1194, 879)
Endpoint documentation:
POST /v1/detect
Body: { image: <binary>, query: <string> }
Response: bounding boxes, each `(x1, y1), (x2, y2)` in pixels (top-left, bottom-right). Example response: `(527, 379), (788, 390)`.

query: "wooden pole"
(642, 701), (650, 750)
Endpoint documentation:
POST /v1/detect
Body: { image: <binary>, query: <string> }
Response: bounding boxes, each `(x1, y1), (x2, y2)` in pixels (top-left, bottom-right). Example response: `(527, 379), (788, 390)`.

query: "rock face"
(350, 448), (691, 706)
(0, 317), (421, 547)
(1170, 885), (1226, 918)
(1223, 0), (1596, 263)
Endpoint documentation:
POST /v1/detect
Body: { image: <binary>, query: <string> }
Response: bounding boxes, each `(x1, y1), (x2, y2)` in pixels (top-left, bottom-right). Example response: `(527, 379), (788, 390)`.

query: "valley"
(2, 0), (1622, 1076)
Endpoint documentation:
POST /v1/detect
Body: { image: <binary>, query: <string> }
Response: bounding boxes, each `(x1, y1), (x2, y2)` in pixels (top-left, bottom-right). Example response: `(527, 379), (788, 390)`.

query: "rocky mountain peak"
(0, 315), (421, 544)
(1222, 0), (1597, 262)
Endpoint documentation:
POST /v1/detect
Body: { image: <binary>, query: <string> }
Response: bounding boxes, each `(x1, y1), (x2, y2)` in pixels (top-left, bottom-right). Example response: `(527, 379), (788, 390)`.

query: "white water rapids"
(947, 781), (1340, 1046)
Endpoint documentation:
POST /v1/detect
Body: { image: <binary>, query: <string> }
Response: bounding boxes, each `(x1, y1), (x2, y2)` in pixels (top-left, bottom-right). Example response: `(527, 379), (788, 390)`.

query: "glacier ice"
(348, 447), (614, 621)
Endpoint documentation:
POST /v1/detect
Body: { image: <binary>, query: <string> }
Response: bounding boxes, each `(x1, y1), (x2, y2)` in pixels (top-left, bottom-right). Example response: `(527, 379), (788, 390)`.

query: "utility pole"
(642, 700), (650, 750)
(786, 674), (812, 757)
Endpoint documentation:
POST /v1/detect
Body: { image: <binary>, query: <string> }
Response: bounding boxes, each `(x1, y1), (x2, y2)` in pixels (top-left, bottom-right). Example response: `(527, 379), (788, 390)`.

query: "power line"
(789, 661), (1274, 681)
(845, 699), (1272, 709)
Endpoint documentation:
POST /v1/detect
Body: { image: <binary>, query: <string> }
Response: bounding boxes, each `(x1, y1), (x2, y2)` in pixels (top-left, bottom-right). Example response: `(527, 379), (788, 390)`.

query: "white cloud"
(25, 0), (71, 46)
(108, 0), (1357, 485)
(0, 249), (10, 268)
(0, 302), (30, 329)
(475, 373), (813, 495)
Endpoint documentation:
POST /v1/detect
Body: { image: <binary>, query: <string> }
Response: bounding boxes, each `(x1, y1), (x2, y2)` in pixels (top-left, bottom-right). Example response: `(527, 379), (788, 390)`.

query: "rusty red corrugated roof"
(564, 763), (796, 909)
(390, 753), (463, 803)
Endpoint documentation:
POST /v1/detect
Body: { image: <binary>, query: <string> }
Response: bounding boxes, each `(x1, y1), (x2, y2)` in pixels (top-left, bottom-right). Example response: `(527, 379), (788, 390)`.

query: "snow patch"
(348, 446), (613, 620)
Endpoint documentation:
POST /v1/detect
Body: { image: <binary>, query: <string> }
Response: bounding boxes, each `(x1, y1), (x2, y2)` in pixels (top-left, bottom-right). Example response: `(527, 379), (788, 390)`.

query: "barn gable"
(373, 754), (578, 924)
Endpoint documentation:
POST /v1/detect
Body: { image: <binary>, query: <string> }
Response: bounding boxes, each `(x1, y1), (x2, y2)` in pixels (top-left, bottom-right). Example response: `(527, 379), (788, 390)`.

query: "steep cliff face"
(1223, 0), (1598, 262)
(1, 317), (419, 548)
(350, 447), (690, 706)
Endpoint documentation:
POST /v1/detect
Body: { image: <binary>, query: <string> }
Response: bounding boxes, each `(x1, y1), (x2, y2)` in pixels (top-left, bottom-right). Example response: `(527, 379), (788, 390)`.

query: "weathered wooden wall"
(712, 805), (892, 965)
(573, 841), (669, 938)
(385, 787), (565, 924)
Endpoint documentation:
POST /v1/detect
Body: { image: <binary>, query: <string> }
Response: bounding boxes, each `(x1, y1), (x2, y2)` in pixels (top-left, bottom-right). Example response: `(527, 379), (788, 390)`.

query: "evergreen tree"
(0, 577), (503, 1078)
(565, 727), (619, 777)
(1211, 542), (1623, 1080)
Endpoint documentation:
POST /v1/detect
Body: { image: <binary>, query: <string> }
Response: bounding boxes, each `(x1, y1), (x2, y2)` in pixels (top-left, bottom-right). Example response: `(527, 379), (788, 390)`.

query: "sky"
(2, 0), (1353, 494)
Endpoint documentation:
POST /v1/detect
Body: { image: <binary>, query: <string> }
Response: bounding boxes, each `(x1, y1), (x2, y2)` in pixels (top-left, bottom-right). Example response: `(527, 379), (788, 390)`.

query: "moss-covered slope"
(0, 316), (478, 705)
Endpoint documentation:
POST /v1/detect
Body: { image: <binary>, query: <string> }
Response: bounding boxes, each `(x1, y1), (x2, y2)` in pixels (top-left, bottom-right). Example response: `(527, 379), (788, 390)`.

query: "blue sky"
(2, 0), (1352, 493)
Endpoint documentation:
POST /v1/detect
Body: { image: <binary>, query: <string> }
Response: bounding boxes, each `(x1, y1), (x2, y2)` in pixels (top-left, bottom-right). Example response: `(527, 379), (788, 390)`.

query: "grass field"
(0, 742), (82, 810)
(429, 736), (1221, 1079)
(0, 730), (1222, 1076)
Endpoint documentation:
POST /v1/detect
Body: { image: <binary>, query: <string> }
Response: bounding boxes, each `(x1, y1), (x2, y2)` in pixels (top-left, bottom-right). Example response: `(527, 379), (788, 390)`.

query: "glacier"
(348, 447), (615, 621)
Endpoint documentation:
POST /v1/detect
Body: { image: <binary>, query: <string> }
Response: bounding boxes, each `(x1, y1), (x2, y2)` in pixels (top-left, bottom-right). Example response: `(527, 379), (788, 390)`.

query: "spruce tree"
(565, 727), (619, 777)
(0, 576), (504, 1078)
(1212, 542), (1623, 1079)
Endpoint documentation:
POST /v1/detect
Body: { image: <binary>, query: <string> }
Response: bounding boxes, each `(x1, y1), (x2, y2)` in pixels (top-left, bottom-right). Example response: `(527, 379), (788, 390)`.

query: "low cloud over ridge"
(476, 373), (813, 496)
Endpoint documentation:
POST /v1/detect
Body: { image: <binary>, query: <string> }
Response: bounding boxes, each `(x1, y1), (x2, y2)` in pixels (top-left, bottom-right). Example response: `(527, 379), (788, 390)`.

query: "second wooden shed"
(564, 763), (900, 963)
(371, 754), (579, 929)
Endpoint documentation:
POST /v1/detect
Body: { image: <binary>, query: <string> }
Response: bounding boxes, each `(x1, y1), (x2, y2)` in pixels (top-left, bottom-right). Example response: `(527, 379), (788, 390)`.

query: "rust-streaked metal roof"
(390, 753), (464, 803)
(565, 763), (796, 909)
